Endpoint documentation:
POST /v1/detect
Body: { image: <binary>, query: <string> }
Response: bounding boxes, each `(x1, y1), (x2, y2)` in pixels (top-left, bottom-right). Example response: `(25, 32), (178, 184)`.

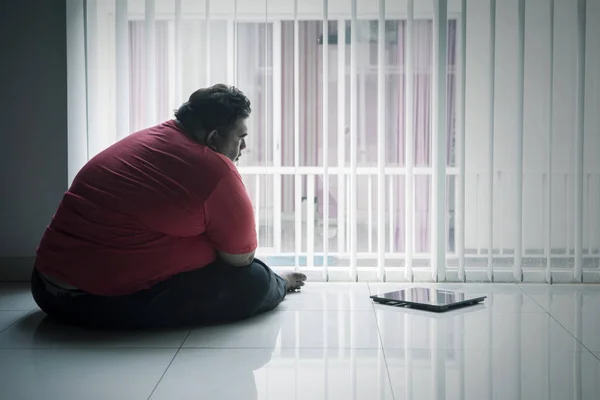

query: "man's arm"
(218, 251), (255, 267)
(204, 173), (258, 266)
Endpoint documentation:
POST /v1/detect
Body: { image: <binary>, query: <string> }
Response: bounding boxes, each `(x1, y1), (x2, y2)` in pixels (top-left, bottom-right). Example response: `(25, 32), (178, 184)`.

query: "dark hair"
(174, 84), (251, 134)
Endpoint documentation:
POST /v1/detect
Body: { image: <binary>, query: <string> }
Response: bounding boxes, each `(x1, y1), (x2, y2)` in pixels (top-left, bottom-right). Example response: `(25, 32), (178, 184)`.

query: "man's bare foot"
(281, 272), (307, 292)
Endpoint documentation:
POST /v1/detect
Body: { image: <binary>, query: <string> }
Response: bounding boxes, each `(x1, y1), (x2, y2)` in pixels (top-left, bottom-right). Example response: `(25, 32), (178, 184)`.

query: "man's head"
(174, 84), (251, 162)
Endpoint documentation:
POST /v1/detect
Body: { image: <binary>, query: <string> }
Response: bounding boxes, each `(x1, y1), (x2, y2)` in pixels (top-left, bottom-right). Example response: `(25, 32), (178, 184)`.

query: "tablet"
(370, 287), (486, 312)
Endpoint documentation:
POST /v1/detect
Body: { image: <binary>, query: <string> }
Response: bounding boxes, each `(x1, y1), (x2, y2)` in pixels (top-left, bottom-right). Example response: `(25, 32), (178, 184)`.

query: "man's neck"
(175, 119), (206, 145)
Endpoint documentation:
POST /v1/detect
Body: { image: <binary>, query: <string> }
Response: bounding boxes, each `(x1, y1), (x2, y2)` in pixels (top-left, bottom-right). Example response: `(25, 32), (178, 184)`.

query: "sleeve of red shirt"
(204, 173), (257, 255)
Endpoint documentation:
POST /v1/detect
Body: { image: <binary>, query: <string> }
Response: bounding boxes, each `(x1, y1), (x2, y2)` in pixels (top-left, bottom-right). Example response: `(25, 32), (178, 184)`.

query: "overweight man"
(31, 84), (306, 329)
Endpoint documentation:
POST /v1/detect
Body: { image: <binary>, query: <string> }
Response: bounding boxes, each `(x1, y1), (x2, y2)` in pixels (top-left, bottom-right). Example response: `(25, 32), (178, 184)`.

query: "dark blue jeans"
(31, 258), (287, 329)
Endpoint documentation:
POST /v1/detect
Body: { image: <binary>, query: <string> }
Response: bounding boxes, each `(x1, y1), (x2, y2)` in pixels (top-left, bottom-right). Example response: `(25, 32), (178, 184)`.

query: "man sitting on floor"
(31, 84), (306, 329)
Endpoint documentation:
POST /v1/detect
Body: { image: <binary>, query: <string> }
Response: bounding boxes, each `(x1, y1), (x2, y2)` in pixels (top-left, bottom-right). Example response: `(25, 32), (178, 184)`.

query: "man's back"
(31, 85), (305, 330)
(35, 120), (254, 296)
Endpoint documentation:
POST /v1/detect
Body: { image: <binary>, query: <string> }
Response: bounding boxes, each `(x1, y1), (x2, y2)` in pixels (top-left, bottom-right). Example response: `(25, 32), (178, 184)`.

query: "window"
(124, 18), (457, 264)
(73, 0), (598, 281)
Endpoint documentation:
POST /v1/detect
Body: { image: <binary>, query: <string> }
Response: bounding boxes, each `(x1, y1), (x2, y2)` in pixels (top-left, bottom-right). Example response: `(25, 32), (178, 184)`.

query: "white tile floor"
(1, 282), (599, 399)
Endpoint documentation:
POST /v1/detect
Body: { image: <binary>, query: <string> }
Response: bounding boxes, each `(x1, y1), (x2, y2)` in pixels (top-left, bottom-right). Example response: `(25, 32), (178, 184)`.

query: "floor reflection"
(1, 283), (599, 399)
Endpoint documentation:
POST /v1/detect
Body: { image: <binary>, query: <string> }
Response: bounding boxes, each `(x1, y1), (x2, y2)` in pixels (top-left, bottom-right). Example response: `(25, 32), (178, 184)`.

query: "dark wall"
(0, 1), (67, 266)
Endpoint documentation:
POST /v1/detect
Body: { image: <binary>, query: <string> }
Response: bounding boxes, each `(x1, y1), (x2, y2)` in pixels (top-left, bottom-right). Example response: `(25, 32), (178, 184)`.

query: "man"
(31, 84), (307, 329)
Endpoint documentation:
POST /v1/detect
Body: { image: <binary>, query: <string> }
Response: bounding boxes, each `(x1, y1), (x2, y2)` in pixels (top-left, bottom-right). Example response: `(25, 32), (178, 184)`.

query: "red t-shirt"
(35, 120), (257, 296)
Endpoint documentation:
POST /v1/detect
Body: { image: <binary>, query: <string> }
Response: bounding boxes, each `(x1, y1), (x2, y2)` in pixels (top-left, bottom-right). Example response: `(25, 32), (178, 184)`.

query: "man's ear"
(206, 130), (219, 151)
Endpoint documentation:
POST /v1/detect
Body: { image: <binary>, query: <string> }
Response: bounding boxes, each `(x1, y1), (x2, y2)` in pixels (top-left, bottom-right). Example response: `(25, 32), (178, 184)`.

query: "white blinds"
(66, 0), (600, 283)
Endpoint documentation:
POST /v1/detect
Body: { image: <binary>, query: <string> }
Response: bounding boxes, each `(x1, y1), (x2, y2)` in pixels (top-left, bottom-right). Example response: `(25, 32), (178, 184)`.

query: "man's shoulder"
(129, 121), (234, 172)
(206, 151), (239, 174)
(156, 121), (235, 169)
(83, 120), (240, 190)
